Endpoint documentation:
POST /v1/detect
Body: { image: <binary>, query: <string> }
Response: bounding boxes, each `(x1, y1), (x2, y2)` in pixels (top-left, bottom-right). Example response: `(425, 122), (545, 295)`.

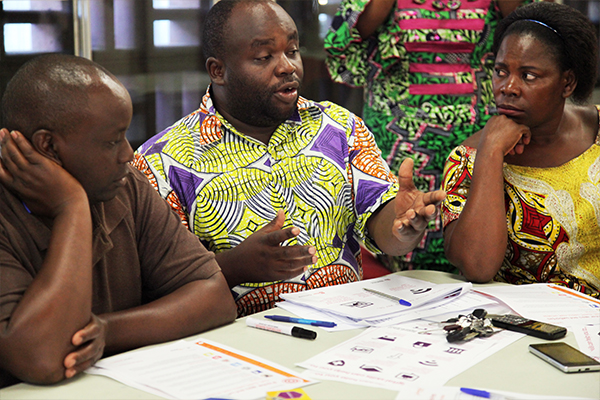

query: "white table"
(1, 270), (598, 399)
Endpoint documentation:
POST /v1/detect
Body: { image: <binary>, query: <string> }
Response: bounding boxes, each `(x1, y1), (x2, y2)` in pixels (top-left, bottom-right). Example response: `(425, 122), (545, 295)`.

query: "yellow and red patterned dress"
(441, 108), (600, 297)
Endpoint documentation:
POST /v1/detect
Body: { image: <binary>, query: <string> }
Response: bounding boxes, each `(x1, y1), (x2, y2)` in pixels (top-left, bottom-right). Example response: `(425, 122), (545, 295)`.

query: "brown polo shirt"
(0, 166), (221, 387)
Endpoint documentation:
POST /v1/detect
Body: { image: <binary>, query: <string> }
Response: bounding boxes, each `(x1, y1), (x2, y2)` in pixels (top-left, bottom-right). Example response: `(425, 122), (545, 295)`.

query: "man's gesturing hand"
(216, 209), (317, 287)
(392, 158), (446, 244)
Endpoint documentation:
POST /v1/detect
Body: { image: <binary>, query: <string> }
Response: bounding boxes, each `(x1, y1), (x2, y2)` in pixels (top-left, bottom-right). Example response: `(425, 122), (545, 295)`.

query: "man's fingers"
(263, 225), (300, 246)
(262, 209), (286, 232)
(276, 258), (312, 278)
(10, 130), (38, 162)
(277, 243), (316, 261)
(64, 354), (100, 379)
(417, 204), (438, 221)
(64, 342), (97, 370)
(397, 158), (416, 191)
(0, 131), (25, 172)
(0, 159), (11, 184)
(394, 205), (437, 239)
(72, 321), (101, 347)
(421, 190), (446, 206)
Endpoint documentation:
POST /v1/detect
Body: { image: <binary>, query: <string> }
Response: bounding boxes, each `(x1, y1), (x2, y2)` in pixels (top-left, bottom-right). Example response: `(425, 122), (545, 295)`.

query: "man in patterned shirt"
(134, 0), (445, 316)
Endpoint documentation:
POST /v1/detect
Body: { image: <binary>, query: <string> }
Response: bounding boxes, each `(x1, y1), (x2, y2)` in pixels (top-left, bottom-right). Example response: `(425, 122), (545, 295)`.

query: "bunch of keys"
(442, 308), (496, 343)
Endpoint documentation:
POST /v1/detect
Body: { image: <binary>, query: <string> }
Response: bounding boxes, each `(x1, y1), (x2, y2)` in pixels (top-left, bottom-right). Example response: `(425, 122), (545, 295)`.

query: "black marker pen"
(246, 317), (317, 340)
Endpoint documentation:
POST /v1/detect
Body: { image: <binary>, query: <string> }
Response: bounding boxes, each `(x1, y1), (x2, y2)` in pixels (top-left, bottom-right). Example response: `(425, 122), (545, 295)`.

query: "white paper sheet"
(394, 386), (597, 400)
(572, 324), (600, 361)
(364, 292), (498, 327)
(297, 320), (522, 391)
(281, 275), (472, 322)
(475, 284), (600, 327)
(86, 339), (316, 400)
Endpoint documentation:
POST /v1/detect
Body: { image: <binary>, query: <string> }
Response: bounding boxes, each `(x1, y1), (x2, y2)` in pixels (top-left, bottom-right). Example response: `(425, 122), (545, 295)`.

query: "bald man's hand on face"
(0, 128), (88, 218)
(215, 210), (318, 287)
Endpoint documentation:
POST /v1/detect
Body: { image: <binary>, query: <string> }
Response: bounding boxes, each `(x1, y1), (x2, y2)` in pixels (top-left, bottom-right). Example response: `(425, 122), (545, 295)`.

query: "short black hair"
(2, 54), (116, 138)
(493, 2), (598, 104)
(202, 0), (273, 60)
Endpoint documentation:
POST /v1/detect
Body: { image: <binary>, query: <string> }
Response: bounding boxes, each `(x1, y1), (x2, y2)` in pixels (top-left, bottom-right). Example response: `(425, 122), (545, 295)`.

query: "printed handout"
(475, 284), (600, 327)
(394, 386), (597, 400)
(297, 320), (522, 391)
(86, 339), (316, 399)
(280, 275), (474, 327)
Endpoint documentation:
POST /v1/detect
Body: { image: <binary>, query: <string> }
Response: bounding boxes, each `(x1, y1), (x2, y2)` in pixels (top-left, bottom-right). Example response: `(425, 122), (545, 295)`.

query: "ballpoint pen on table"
(264, 315), (337, 328)
(460, 388), (507, 400)
(363, 288), (412, 306)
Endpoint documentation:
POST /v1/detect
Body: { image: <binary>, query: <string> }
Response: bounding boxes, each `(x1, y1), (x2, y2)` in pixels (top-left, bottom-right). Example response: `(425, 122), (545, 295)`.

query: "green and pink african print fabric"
(325, 0), (531, 271)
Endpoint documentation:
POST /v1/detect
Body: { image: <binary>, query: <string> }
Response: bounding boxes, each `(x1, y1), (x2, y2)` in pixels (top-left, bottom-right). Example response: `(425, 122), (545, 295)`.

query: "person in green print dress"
(325, 0), (531, 272)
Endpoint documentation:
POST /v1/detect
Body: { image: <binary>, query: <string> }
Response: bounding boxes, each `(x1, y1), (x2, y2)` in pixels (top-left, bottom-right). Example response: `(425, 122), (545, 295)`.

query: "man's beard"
(225, 71), (299, 128)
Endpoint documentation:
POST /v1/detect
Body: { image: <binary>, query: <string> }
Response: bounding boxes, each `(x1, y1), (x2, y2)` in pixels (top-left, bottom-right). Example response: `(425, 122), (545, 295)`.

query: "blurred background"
(0, 0), (598, 150)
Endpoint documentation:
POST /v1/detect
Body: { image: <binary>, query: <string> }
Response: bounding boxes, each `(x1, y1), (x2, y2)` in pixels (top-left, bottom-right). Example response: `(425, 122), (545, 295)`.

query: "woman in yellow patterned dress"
(441, 2), (600, 297)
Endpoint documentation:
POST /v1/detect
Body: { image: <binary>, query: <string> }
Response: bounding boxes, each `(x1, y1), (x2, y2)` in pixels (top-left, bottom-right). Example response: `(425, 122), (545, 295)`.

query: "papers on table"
(475, 284), (600, 327)
(279, 275), (496, 330)
(86, 339), (316, 400)
(297, 320), (522, 391)
(394, 386), (598, 400)
(572, 324), (600, 361)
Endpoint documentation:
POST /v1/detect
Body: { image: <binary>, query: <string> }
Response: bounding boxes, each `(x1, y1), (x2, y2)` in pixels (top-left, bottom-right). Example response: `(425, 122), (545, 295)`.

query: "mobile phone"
(529, 342), (600, 373)
(489, 314), (567, 340)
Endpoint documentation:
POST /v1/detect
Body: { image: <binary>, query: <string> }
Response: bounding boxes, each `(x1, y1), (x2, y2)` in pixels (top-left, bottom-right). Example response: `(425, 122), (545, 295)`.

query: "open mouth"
(281, 86), (296, 94)
(274, 83), (299, 103)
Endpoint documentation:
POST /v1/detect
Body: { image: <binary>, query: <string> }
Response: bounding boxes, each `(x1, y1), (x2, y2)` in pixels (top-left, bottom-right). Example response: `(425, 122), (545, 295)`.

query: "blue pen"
(363, 288), (412, 307)
(460, 388), (507, 400)
(264, 315), (337, 328)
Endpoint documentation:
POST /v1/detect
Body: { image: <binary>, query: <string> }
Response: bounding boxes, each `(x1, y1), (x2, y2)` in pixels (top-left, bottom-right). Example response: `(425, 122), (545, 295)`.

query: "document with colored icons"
(86, 339), (316, 399)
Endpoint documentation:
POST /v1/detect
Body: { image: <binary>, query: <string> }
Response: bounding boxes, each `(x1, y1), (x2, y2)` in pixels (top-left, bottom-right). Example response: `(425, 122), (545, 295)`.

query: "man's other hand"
(216, 209), (317, 286)
(63, 314), (107, 379)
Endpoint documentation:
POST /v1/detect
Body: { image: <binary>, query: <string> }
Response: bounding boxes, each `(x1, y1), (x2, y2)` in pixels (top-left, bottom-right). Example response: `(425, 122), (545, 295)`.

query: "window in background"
(0, 0), (74, 128)
(2, 1), (65, 11)
(88, 0), (208, 148)
(1, 0), (360, 149)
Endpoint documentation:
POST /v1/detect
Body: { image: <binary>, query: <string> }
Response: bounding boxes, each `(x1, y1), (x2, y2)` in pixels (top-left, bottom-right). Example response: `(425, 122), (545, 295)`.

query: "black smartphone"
(489, 314), (567, 340)
(529, 342), (600, 373)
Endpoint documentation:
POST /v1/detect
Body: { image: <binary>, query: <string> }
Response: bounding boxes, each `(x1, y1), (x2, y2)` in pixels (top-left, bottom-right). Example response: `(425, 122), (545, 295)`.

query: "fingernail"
(10, 131), (17, 139)
(308, 246), (316, 255)
(65, 358), (75, 368)
(65, 369), (76, 379)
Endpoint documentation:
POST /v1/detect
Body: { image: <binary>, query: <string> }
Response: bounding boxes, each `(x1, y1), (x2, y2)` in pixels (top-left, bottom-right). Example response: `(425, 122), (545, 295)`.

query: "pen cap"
(292, 327), (317, 340)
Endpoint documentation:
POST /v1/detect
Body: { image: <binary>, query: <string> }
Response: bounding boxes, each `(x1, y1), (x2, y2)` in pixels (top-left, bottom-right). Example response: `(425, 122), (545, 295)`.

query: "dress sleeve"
(440, 145), (477, 228)
(344, 108), (399, 253)
(324, 0), (399, 88)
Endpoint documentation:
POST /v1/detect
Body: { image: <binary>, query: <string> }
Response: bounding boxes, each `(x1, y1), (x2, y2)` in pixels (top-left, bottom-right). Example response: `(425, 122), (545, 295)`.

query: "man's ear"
(562, 70), (577, 99)
(31, 129), (62, 165)
(206, 57), (225, 85)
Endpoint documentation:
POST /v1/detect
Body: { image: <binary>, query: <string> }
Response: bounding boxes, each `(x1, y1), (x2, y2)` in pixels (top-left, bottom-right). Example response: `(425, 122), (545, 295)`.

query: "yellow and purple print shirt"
(134, 88), (399, 316)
